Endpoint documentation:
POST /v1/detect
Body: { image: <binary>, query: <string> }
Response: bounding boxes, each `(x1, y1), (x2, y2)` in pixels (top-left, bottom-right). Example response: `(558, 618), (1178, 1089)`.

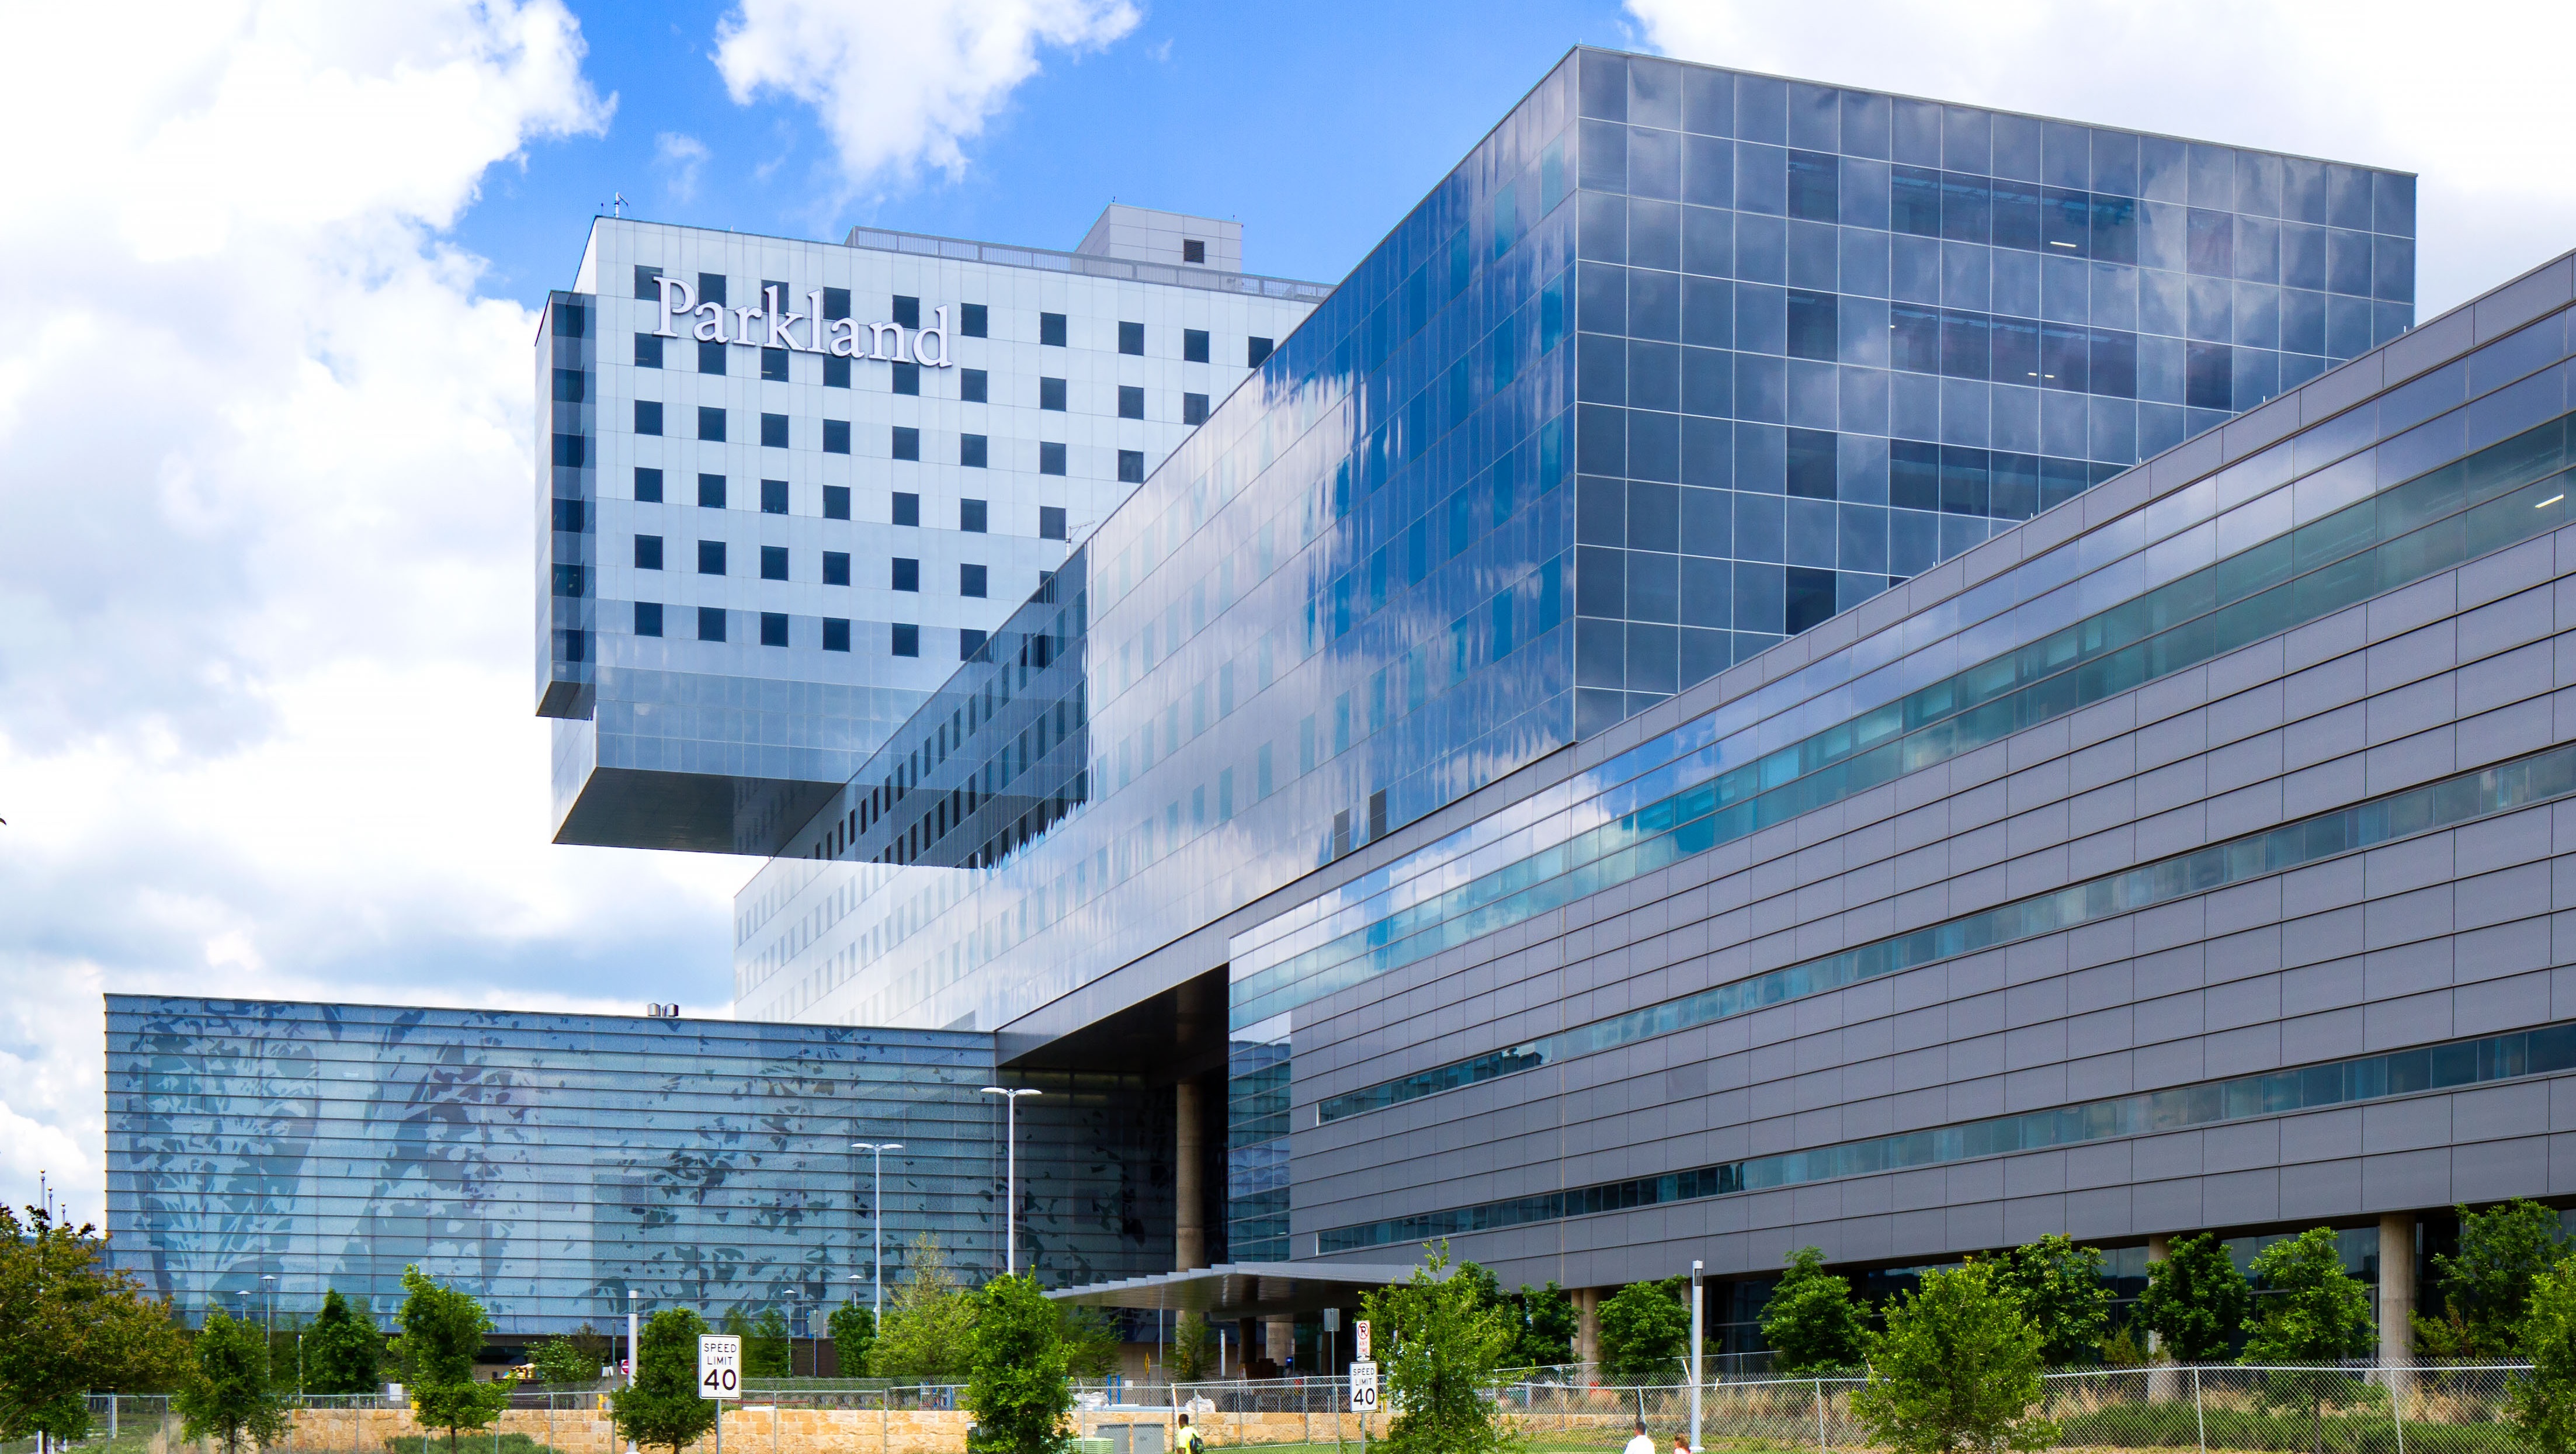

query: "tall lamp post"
(850, 1142), (904, 1322)
(977, 1088), (1042, 1276)
(1688, 1260), (1703, 1452)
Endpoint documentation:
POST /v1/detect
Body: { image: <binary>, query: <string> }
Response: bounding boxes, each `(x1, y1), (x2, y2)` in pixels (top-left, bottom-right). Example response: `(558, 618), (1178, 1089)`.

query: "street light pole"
(850, 1142), (904, 1323)
(977, 1088), (1042, 1277)
(1689, 1261), (1703, 1453)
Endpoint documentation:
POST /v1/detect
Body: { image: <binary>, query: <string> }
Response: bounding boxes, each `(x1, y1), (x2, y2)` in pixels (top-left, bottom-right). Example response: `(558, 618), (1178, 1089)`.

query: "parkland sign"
(651, 276), (956, 366)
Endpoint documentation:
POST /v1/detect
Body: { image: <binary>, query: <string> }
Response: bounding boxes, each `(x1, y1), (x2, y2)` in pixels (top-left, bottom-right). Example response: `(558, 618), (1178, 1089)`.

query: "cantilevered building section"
(537, 210), (1326, 853)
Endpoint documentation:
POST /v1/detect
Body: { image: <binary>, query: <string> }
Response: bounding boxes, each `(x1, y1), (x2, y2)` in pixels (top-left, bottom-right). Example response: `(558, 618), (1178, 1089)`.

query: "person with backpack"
(1176, 1413), (1205, 1454)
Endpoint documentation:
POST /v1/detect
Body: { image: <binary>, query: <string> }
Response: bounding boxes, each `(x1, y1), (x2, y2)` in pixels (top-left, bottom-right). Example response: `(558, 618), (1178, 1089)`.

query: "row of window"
(627, 355), (1217, 422)
(630, 601), (980, 659)
(627, 405), (1151, 480)
(624, 471), (1072, 539)
(630, 268), (1276, 364)
(632, 537), (997, 596)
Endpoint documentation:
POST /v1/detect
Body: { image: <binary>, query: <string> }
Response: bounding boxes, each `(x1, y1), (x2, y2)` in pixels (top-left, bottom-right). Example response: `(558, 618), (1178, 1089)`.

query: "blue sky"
(459, 1), (1639, 304)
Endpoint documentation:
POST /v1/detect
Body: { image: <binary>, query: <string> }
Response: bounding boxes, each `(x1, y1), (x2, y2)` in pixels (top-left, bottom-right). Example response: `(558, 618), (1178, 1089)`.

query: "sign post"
(700, 1335), (741, 1454)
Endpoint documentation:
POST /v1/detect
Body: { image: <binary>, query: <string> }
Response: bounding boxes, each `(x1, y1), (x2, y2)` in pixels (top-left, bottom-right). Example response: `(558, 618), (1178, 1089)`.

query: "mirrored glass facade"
(105, 997), (1172, 1329)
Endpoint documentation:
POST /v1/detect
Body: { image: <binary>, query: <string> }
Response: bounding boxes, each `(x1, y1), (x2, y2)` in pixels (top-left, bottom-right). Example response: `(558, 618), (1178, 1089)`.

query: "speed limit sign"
(1349, 1360), (1379, 1413)
(697, 1335), (741, 1400)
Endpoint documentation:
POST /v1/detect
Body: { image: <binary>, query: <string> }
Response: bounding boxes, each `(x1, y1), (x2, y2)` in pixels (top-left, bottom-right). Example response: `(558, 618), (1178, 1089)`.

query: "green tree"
(1596, 1279), (1688, 1383)
(2135, 1233), (2251, 1363)
(1759, 1248), (1866, 1375)
(1996, 1234), (2112, 1365)
(531, 1330), (603, 1386)
(1167, 1311), (1211, 1383)
(2420, 1199), (2572, 1359)
(2510, 1255), (2576, 1454)
(0, 1204), (189, 1442)
(1851, 1260), (2056, 1454)
(869, 1232), (974, 1380)
(1361, 1244), (1520, 1454)
(390, 1265), (511, 1454)
(1059, 1304), (1123, 1379)
(175, 1308), (290, 1454)
(1507, 1282), (1577, 1369)
(723, 1306), (792, 1377)
(828, 1304), (877, 1379)
(612, 1307), (717, 1454)
(305, 1290), (384, 1394)
(2242, 1229), (2376, 1454)
(966, 1274), (1074, 1454)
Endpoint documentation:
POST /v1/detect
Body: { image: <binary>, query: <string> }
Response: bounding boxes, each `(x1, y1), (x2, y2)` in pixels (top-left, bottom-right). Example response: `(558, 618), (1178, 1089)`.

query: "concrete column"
(1572, 1287), (1601, 1372)
(2144, 1234), (2176, 1402)
(1175, 1080), (1204, 1270)
(2143, 1234), (2171, 1356)
(1266, 1317), (1294, 1372)
(2380, 1213), (2416, 1376)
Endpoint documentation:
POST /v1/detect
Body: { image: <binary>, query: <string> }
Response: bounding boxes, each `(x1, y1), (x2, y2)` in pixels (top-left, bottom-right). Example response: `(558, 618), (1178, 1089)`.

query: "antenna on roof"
(605, 192), (627, 218)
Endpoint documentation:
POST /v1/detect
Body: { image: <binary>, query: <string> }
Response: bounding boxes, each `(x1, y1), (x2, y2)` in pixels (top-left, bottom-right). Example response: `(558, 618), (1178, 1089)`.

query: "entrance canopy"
(1044, 1261), (1435, 1320)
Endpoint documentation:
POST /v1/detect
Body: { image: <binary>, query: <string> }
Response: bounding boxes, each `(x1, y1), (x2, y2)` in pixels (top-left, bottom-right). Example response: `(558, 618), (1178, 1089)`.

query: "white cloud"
(655, 130), (710, 202)
(1623, 0), (2576, 317)
(711, 0), (1141, 192)
(0, 0), (744, 1219)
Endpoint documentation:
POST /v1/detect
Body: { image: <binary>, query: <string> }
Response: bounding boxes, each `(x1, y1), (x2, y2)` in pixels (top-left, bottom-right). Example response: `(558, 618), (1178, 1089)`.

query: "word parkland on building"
(109, 47), (2576, 1384)
(649, 274), (966, 366)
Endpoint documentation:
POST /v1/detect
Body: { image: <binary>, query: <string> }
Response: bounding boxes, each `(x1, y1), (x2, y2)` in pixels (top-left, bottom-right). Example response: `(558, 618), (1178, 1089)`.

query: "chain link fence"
(6, 1367), (2540, 1454)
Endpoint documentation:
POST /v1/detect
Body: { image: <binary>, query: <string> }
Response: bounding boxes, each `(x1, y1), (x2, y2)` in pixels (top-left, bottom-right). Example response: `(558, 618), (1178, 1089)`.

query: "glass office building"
(104, 996), (1172, 1330)
(727, 48), (2415, 1265)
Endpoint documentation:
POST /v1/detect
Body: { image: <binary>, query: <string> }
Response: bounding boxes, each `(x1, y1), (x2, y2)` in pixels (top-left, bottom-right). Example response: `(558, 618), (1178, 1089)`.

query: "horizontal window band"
(1315, 739), (2576, 1125)
(1240, 408), (2576, 1030)
(1317, 1014), (2576, 1254)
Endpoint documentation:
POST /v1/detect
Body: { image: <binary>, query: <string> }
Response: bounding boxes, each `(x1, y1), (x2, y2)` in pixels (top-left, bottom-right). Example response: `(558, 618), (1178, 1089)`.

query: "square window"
(1183, 239), (1206, 264)
(760, 478), (788, 514)
(634, 332), (664, 368)
(634, 601), (662, 637)
(891, 623), (919, 657)
(1248, 336), (1274, 366)
(824, 355), (851, 388)
(892, 557), (919, 592)
(959, 303), (988, 337)
(1118, 386), (1144, 419)
(697, 540), (726, 575)
(761, 279), (786, 305)
(892, 426), (920, 461)
(1040, 505), (1068, 540)
(761, 545), (788, 580)
(552, 497), (586, 533)
(823, 550), (850, 586)
(892, 296), (921, 329)
(1183, 328), (1210, 362)
(634, 467), (664, 502)
(697, 473), (725, 508)
(1039, 312), (1067, 346)
(960, 433), (987, 468)
(552, 432), (584, 466)
(822, 484), (850, 520)
(1039, 441), (1067, 476)
(1039, 376), (1067, 410)
(634, 400), (663, 435)
(822, 617), (851, 652)
(891, 361), (919, 395)
(960, 563), (987, 597)
(822, 287), (850, 320)
(961, 368), (987, 402)
(634, 265), (662, 299)
(1118, 449), (1145, 484)
(1118, 321), (1144, 355)
(823, 419), (850, 454)
(696, 273), (727, 307)
(961, 627), (988, 660)
(553, 367), (585, 402)
(635, 535), (663, 569)
(1183, 392), (1209, 425)
(697, 406), (725, 441)
(761, 347), (789, 382)
(697, 339), (725, 374)
(697, 605), (726, 641)
(760, 412), (789, 447)
(760, 611), (789, 647)
(960, 498), (987, 533)
(893, 491), (919, 526)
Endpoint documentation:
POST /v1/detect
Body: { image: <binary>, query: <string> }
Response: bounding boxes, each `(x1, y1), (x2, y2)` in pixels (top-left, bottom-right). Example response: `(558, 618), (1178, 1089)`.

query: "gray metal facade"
(1283, 251), (2576, 1299)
